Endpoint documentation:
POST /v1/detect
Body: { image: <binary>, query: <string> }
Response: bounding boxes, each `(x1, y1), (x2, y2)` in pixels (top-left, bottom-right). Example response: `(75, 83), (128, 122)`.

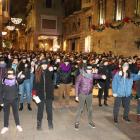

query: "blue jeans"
(30, 73), (34, 94)
(24, 73), (34, 95)
(19, 79), (31, 104)
(54, 73), (57, 85)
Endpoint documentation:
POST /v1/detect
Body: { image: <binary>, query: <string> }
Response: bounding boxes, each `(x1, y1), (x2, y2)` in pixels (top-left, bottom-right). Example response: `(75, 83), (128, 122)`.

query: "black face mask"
(7, 73), (14, 75)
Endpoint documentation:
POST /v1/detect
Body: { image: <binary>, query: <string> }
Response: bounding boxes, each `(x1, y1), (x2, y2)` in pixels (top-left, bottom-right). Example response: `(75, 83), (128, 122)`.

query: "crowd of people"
(0, 49), (140, 133)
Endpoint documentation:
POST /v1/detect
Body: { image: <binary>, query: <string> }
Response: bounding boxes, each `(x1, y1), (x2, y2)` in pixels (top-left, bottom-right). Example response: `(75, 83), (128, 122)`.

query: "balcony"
(82, 0), (93, 10)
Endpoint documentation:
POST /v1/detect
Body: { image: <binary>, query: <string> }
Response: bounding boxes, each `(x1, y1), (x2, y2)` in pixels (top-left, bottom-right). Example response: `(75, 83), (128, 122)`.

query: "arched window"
(98, 0), (106, 25)
(136, 0), (140, 17)
(113, 0), (126, 21)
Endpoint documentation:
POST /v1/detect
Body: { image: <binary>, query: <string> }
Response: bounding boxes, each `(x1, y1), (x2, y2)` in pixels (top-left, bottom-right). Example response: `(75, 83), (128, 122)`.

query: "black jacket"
(17, 61), (31, 80)
(0, 77), (24, 104)
(98, 65), (119, 82)
(32, 69), (54, 100)
(56, 65), (75, 85)
(53, 62), (60, 73)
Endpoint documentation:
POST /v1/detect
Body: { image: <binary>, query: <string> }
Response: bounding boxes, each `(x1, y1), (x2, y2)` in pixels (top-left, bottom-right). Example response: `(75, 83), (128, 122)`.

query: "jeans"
(3, 99), (20, 127)
(30, 73), (34, 94)
(19, 79), (31, 104)
(37, 99), (52, 122)
(113, 96), (130, 118)
(54, 73), (57, 85)
(75, 94), (93, 123)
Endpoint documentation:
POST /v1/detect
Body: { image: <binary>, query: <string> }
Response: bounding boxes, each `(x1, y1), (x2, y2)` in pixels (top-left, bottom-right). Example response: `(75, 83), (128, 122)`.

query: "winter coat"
(0, 77), (24, 104)
(56, 63), (75, 85)
(32, 67), (54, 100)
(75, 73), (103, 97)
(98, 65), (119, 82)
(17, 61), (31, 80)
(112, 71), (140, 97)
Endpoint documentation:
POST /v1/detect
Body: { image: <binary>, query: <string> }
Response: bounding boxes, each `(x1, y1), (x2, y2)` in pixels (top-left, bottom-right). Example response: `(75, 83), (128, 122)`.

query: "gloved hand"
(113, 94), (118, 97)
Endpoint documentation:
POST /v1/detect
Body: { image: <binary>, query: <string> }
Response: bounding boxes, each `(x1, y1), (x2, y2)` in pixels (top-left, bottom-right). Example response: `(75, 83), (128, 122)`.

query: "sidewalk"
(0, 87), (138, 140)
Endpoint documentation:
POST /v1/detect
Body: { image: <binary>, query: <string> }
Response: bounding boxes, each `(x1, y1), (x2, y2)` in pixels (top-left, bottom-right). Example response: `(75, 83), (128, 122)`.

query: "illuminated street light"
(2, 32), (7, 35)
(11, 18), (22, 24)
(7, 26), (15, 31)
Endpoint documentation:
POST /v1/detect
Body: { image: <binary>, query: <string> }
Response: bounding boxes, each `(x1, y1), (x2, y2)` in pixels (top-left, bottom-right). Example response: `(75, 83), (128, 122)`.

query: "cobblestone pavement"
(0, 87), (138, 140)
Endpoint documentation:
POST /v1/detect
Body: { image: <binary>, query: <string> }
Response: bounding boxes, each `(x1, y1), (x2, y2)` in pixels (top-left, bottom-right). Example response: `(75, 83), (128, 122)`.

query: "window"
(87, 16), (92, 27)
(136, 0), (140, 17)
(42, 19), (56, 29)
(46, 0), (52, 8)
(98, 0), (106, 25)
(113, 0), (126, 21)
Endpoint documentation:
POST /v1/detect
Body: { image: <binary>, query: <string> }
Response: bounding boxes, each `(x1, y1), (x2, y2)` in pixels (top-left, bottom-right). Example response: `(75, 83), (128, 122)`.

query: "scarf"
(4, 78), (16, 87)
(0, 63), (6, 68)
(83, 70), (93, 79)
(61, 63), (71, 71)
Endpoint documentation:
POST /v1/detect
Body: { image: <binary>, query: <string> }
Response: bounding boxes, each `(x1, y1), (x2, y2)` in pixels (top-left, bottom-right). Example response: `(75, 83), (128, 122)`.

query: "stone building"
(18, 0), (63, 51)
(62, 0), (140, 57)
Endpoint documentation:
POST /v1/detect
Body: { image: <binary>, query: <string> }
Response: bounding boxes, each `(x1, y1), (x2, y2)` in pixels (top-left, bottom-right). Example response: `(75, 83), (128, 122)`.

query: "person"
(112, 62), (140, 124)
(0, 56), (11, 112)
(56, 57), (76, 108)
(53, 56), (60, 89)
(98, 59), (119, 106)
(74, 64), (106, 130)
(32, 59), (54, 131)
(0, 68), (25, 134)
(16, 55), (32, 111)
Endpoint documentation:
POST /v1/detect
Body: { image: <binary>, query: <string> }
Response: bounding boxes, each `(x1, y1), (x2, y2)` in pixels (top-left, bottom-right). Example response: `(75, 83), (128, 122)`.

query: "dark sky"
(10, 0), (29, 19)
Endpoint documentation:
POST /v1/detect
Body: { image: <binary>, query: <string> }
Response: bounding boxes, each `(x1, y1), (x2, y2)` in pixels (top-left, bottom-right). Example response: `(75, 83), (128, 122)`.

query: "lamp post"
(0, 0), (2, 50)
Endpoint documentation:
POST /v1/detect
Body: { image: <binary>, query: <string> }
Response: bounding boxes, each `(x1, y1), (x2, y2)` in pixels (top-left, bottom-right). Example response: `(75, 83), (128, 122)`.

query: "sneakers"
(37, 121), (42, 131)
(89, 122), (95, 128)
(59, 104), (62, 109)
(114, 117), (118, 124)
(1, 127), (9, 134)
(23, 94), (26, 98)
(123, 116), (131, 123)
(65, 104), (69, 108)
(48, 121), (53, 130)
(75, 123), (79, 130)
(17, 125), (23, 132)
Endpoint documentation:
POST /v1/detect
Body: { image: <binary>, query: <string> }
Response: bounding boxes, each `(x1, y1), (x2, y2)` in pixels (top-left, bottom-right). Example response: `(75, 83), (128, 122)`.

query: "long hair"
(35, 58), (49, 83)
(120, 61), (131, 79)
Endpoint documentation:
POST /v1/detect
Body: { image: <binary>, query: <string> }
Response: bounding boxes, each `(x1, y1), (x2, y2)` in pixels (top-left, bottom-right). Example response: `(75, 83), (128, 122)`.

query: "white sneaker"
(17, 125), (23, 132)
(1, 127), (9, 134)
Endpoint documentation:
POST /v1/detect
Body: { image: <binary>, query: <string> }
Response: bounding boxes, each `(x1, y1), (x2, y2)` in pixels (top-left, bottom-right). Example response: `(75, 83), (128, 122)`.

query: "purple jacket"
(75, 73), (103, 97)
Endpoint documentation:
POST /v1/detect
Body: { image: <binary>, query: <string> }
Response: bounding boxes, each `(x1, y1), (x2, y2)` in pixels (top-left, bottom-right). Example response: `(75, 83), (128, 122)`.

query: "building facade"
(62, 0), (140, 57)
(19, 0), (63, 51)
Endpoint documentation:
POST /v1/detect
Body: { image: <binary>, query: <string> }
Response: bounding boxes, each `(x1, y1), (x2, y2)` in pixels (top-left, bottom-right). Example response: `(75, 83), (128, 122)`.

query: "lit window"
(98, 0), (106, 25)
(87, 16), (92, 27)
(113, 0), (126, 21)
(136, 0), (140, 17)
